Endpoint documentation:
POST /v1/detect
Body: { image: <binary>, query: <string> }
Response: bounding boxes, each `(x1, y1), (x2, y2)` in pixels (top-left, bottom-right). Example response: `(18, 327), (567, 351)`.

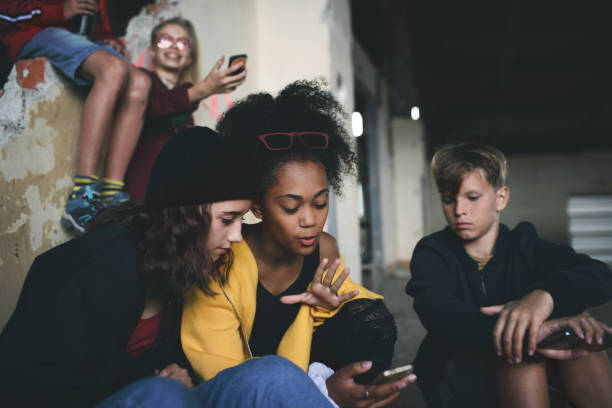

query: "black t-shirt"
(249, 247), (319, 356)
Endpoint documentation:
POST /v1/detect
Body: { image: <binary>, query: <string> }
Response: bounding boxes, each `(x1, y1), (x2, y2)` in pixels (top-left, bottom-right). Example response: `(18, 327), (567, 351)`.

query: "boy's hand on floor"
(155, 363), (194, 389)
(64, 0), (98, 20)
(326, 361), (416, 408)
(280, 257), (358, 310)
(481, 289), (554, 364)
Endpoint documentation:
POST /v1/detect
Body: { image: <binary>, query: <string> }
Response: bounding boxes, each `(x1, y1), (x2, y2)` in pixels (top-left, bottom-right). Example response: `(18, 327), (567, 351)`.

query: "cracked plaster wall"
(0, 2), (182, 331)
(0, 61), (85, 330)
(0, 0), (358, 330)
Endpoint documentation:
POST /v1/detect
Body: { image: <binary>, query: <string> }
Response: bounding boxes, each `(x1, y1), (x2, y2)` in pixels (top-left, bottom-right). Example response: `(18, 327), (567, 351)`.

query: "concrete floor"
(381, 272), (427, 408)
(378, 271), (612, 408)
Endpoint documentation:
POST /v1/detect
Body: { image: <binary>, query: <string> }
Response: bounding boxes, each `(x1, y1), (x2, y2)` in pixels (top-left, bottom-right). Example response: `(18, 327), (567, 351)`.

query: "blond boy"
(406, 143), (612, 407)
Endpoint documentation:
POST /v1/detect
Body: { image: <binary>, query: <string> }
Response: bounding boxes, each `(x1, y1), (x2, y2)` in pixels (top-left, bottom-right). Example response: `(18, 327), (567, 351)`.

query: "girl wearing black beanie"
(0, 127), (334, 408)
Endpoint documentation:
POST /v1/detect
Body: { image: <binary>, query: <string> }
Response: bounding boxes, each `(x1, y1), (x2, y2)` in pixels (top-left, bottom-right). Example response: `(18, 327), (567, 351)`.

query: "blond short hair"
(431, 143), (507, 197)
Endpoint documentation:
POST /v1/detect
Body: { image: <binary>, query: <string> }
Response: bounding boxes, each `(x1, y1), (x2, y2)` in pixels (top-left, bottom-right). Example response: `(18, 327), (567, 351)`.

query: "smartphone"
(372, 364), (414, 384)
(538, 328), (612, 351)
(538, 329), (582, 350)
(228, 54), (247, 74)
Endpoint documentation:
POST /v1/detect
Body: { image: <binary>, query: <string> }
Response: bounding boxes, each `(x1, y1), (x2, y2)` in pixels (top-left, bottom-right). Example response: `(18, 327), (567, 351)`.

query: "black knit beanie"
(145, 126), (254, 208)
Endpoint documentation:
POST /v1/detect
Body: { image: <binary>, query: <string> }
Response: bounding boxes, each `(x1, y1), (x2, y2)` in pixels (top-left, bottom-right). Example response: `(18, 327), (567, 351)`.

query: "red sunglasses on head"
(257, 132), (329, 151)
(156, 34), (190, 51)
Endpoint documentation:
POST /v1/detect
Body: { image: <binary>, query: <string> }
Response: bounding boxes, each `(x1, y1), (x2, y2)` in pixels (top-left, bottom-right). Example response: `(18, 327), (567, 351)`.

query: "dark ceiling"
(351, 0), (612, 155)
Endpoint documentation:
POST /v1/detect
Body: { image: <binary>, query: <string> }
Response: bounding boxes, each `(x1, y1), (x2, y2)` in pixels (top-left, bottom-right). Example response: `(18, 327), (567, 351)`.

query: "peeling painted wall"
(1, 60), (86, 329)
(0, 0), (359, 330)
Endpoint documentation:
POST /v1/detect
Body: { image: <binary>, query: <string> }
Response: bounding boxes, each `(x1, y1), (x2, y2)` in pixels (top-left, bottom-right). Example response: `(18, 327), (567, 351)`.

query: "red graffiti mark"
(225, 94), (234, 109)
(16, 58), (46, 89)
(135, 50), (147, 68)
(209, 94), (219, 119)
(200, 94), (236, 119)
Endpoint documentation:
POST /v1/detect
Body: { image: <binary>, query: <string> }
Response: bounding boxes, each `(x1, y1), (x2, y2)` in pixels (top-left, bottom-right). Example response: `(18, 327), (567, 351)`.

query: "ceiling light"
(352, 112), (363, 137)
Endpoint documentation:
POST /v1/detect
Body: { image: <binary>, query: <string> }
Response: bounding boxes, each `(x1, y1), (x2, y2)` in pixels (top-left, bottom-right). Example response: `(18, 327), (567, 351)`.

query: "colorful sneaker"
(61, 184), (103, 235)
(102, 190), (130, 207)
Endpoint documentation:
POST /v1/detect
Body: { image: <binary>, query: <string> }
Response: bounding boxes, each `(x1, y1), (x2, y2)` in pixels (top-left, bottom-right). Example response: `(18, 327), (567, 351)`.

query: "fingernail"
(598, 337), (603, 344)
(577, 332), (584, 339)
(361, 361), (372, 368)
(587, 337), (592, 344)
(408, 374), (417, 381)
(514, 357), (520, 364)
(528, 349), (534, 356)
(496, 350), (502, 357)
(397, 381), (407, 389)
(507, 358), (513, 365)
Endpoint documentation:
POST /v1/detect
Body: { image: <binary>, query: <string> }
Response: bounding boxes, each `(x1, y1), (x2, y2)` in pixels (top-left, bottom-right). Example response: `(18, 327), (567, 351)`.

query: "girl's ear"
(251, 203), (263, 219)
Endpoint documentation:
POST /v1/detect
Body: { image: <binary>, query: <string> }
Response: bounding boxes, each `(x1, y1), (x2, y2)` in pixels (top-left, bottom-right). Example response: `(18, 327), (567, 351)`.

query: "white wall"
(0, 0), (363, 330)
(184, 0), (362, 281)
(182, 0), (258, 127)
(392, 119), (426, 265)
(426, 150), (612, 245)
(376, 83), (398, 269)
(353, 40), (399, 273)
(321, 0), (362, 283)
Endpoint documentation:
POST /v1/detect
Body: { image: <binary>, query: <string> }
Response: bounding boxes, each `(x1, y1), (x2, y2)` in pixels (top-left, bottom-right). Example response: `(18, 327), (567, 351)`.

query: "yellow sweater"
(181, 240), (382, 381)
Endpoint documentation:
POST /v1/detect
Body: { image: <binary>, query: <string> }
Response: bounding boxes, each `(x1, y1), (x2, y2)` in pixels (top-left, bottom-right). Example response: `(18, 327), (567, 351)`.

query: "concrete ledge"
(0, 58), (85, 330)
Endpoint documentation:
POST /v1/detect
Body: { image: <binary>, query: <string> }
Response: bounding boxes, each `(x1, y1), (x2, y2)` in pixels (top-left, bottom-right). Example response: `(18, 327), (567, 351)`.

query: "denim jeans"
(18, 27), (124, 86)
(97, 356), (334, 408)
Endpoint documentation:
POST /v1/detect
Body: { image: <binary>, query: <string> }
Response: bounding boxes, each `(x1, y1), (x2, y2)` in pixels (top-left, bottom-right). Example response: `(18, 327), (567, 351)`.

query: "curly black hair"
(216, 79), (358, 197)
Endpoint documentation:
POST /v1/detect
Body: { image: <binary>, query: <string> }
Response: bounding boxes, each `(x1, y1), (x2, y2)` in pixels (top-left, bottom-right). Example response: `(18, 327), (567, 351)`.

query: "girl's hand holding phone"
(326, 361), (416, 408)
(189, 56), (247, 102)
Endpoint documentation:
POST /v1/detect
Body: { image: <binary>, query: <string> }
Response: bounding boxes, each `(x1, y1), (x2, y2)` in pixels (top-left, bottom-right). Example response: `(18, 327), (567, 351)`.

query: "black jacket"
(405, 222), (612, 406)
(0, 227), (191, 407)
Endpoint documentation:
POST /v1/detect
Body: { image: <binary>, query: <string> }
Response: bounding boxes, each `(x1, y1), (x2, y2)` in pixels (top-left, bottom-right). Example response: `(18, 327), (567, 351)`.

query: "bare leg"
(554, 351), (612, 408)
(77, 51), (129, 176)
(104, 64), (150, 181)
(496, 358), (550, 408)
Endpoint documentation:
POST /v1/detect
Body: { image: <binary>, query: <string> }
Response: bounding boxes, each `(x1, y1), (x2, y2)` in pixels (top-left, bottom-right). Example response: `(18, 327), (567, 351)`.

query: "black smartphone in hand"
(372, 364), (414, 384)
(538, 328), (612, 351)
(228, 54), (247, 75)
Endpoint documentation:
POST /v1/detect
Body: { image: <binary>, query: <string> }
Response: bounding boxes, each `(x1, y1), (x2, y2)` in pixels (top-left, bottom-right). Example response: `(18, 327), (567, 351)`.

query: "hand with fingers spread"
(155, 363), (194, 389)
(536, 312), (612, 360)
(326, 361), (416, 408)
(64, 0), (98, 20)
(188, 56), (247, 103)
(480, 289), (554, 364)
(280, 257), (359, 310)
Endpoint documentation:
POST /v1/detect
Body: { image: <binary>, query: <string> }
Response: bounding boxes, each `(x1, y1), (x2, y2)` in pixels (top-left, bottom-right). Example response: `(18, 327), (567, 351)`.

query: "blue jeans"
(97, 356), (333, 408)
(18, 27), (124, 86)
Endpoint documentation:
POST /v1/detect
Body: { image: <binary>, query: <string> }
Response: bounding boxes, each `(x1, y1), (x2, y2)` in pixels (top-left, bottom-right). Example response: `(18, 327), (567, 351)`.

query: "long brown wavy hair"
(90, 202), (230, 301)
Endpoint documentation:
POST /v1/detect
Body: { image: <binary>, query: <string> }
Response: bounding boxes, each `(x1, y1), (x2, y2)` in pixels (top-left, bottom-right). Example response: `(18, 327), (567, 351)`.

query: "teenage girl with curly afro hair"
(182, 80), (417, 407)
